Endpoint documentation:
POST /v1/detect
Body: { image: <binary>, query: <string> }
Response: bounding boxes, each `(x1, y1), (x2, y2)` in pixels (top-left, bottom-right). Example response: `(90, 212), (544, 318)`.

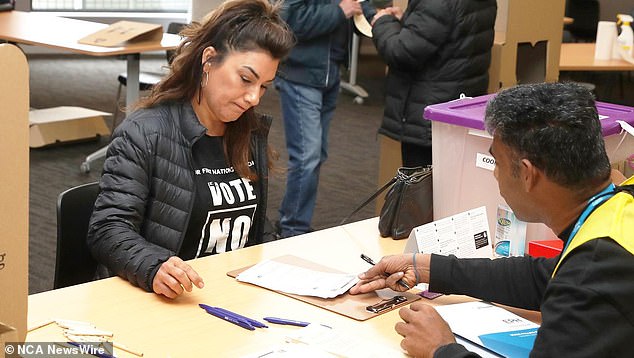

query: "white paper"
(236, 260), (359, 299)
(286, 324), (402, 357)
(455, 336), (503, 358)
(435, 301), (539, 357)
(435, 302), (538, 341)
(242, 343), (334, 358)
(476, 153), (496, 171)
(405, 206), (492, 259)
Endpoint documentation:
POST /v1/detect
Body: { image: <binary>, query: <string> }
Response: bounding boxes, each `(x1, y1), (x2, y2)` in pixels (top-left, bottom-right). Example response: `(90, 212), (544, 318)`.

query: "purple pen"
(263, 317), (311, 327)
(199, 304), (268, 328)
(201, 306), (255, 331)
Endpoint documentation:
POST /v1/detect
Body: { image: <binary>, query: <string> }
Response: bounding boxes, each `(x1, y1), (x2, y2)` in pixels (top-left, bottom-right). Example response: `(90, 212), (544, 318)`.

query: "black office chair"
(563, 0), (599, 43)
(54, 182), (100, 289)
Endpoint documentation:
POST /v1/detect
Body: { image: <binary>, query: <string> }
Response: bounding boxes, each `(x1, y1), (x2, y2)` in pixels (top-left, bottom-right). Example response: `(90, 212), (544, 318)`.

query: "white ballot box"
(424, 94), (634, 244)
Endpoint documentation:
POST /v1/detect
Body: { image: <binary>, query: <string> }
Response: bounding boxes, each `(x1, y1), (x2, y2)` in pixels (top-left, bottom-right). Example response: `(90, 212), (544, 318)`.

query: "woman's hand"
(152, 256), (204, 299)
(371, 6), (403, 25)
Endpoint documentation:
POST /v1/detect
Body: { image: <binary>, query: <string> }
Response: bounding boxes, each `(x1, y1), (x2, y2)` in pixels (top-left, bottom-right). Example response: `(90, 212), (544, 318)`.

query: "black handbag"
(0, 0), (14, 11)
(341, 166), (433, 239)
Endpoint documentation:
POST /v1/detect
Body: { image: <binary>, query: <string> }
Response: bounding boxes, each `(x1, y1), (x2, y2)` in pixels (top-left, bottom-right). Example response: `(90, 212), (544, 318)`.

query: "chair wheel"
(80, 162), (90, 174)
(353, 96), (364, 105)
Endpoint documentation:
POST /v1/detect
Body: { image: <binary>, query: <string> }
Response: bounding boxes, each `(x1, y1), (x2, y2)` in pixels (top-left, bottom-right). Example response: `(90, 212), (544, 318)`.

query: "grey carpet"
(27, 52), (389, 294)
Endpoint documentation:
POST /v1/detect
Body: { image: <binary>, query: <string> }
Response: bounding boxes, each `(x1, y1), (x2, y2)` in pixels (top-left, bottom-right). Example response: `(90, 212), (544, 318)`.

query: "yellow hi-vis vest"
(552, 176), (634, 277)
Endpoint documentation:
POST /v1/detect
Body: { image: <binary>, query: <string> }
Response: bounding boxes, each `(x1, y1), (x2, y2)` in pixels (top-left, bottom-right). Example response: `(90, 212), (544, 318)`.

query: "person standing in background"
(371, 0), (496, 167)
(275, 0), (363, 237)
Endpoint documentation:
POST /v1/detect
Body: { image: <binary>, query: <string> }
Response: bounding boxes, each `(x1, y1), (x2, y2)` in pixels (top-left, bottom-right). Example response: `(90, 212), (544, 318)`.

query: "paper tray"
(227, 255), (420, 321)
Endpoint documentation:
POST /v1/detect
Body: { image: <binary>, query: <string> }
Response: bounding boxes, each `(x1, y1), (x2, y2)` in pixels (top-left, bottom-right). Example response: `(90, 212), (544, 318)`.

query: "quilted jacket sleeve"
(87, 115), (174, 292)
(372, 0), (452, 71)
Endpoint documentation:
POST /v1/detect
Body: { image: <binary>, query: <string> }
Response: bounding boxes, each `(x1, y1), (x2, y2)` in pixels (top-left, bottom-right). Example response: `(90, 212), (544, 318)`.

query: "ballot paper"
(434, 301), (539, 358)
(236, 260), (359, 299)
(242, 343), (334, 358)
(285, 323), (402, 357)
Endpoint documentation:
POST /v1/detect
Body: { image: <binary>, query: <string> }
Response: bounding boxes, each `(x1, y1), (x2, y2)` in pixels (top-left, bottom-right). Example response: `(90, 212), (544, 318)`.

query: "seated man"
(351, 82), (634, 357)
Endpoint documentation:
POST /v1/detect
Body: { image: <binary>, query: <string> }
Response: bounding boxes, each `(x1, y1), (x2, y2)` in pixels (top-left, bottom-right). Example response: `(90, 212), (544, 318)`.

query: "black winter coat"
(87, 102), (271, 292)
(372, 0), (496, 147)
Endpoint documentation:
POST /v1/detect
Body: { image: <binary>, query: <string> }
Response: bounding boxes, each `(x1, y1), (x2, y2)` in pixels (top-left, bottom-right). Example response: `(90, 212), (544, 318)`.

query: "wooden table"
(0, 10), (181, 107)
(559, 43), (634, 72)
(25, 218), (539, 357)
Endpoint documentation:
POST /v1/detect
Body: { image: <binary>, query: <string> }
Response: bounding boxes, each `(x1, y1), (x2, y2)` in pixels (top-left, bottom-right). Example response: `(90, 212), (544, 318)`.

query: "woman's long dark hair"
(137, 0), (294, 180)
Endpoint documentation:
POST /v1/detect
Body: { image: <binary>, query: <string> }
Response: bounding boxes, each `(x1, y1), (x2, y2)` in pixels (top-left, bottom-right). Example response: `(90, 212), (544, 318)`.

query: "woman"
(87, 0), (295, 299)
(370, 0), (496, 167)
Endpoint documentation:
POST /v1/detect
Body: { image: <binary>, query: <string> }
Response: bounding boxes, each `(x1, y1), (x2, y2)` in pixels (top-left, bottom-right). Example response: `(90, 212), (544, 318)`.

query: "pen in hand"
(360, 254), (411, 290)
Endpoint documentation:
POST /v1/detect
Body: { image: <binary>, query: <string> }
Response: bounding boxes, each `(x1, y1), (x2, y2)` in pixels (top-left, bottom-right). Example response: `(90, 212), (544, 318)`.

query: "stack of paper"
(434, 301), (539, 358)
(236, 260), (359, 299)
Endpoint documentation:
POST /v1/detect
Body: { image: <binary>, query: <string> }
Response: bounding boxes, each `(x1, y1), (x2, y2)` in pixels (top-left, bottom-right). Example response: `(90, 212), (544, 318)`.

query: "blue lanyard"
(564, 183), (616, 254)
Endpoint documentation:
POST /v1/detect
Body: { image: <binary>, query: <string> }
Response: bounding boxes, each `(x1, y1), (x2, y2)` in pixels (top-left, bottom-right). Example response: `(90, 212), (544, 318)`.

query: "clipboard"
(78, 20), (163, 47)
(226, 255), (420, 321)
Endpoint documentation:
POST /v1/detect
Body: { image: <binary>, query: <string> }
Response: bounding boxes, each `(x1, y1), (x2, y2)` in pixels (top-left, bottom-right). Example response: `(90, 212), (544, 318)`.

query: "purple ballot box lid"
(424, 94), (634, 137)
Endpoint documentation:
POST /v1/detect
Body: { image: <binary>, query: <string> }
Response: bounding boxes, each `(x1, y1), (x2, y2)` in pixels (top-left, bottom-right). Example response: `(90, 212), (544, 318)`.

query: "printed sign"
(476, 152), (496, 171)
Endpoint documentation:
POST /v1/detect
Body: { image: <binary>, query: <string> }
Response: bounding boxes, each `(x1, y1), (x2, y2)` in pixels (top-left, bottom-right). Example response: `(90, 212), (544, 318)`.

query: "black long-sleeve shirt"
(429, 237), (634, 357)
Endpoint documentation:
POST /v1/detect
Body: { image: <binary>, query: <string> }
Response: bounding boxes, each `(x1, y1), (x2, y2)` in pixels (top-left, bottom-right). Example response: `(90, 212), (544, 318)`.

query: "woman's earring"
(201, 71), (209, 88)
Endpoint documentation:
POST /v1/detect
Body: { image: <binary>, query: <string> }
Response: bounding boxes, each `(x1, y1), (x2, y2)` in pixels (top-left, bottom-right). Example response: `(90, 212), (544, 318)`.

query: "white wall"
(190, 0), (224, 22)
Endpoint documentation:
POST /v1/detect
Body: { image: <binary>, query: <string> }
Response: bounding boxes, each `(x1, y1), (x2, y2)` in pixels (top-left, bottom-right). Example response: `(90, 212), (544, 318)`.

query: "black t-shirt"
(180, 135), (258, 260)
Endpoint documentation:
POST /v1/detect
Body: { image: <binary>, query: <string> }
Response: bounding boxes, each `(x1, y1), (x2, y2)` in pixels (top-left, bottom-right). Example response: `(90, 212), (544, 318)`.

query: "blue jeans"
(276, 65), (340, 238)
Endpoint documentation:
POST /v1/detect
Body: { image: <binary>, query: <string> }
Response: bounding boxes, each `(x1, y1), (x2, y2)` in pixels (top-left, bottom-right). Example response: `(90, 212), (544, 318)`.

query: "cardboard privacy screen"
(78, 20), (163, 47)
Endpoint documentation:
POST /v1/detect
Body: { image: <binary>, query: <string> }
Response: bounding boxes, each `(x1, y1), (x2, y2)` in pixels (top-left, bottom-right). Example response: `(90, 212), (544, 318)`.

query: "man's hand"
(339, 0), (362, 19)
(349, 253), (430, 294)
(152, 256), (204, 299)
(396, 302), (456, 358)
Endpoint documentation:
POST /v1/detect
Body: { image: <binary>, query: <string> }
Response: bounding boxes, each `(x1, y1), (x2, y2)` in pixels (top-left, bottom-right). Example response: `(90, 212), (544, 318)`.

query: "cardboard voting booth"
(488, 0), (566, 93)
(78, 20), (163, 47)
(0, 44), (29, 345)
(424, 94), (634, 244)
(29, 107), (110, 148)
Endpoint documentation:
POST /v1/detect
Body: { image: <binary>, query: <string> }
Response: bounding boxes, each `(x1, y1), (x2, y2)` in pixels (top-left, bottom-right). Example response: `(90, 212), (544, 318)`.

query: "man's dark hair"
(484, 82), (611, 191)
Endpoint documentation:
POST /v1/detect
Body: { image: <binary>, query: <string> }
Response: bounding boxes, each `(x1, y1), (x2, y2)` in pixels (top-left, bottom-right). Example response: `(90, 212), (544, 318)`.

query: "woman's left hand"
(152, 256), (205, 299)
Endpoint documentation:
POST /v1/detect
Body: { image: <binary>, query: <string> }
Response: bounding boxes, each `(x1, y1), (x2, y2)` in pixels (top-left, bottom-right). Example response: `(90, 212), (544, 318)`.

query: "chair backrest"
(54, 182), (100, 289)
(565, 0), (600, 42)
(165, 22), (187, 64)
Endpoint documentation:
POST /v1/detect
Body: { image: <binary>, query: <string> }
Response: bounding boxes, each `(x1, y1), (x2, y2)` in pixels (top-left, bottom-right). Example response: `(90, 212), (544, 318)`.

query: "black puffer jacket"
(372, 0), (496, 147)
(87, 101), (271, 292)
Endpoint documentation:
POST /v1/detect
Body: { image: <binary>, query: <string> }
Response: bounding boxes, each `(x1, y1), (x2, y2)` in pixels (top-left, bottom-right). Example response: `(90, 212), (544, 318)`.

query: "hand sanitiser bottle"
(493, 204), (527, 257)
(616, 14), (634, 58)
